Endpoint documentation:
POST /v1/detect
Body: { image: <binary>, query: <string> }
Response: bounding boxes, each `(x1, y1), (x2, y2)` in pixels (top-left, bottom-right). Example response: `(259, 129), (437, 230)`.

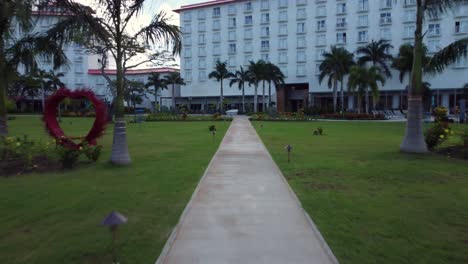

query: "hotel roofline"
(173, 0), (245, 13)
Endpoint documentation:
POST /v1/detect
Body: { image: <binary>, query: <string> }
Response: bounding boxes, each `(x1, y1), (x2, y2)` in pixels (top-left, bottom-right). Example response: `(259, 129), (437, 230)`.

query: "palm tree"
(398, 1), (462, 154)
(229, 66), (250, 113)
(145, 73), (167, 113)
(33, 69), (50, 112)
(265, 62), (285, 111)
(348, 66), (385, 114)
(319, 46), (355, 112)
(209, 61), (234, 113)
(45, 70), (65, 121)
(247, 60), (267, 113)
(356, 40), (394, 77)
(163, 72), (185, 111)
(392, 44), (431, 85)
(0, 0), (68, 135)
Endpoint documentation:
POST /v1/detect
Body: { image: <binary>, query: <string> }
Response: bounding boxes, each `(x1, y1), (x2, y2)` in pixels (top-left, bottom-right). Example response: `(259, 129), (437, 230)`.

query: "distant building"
(174, 0), (468, 113)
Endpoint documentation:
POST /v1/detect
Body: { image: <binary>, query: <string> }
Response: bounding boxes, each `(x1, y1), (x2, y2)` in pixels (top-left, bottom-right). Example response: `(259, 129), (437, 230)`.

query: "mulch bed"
(0, 155), (61, 177)
(436, 146), (468, 160)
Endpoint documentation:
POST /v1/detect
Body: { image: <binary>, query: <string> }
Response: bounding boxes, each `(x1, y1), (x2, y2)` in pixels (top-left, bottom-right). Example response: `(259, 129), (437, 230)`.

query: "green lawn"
(0, 116), (229, 264)
(254, 121), (468, 264)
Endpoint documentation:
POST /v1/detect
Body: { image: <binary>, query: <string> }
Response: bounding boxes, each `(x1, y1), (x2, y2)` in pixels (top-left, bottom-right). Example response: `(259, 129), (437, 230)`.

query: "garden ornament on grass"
(285, 144), (293, 163)
(209, 125), (217, 142)
(101, 211), (127, 264)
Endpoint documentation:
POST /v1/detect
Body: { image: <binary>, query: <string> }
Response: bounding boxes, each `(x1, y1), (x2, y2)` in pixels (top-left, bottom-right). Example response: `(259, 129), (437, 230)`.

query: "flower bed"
(249, 112), (385, 121)
(321, 113), (385, 120)
(146, 113), (233, 122)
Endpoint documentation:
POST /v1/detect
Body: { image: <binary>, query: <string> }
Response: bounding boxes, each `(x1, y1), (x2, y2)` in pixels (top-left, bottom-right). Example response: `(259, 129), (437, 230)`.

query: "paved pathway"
(156, 116), (338, 264)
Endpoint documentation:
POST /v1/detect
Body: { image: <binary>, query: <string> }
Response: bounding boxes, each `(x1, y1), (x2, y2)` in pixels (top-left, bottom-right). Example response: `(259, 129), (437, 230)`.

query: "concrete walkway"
(156, 116), (338, 264)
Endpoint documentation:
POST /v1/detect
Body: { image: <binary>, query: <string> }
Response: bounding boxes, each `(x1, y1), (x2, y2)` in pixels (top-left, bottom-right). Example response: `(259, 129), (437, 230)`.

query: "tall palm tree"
(398, 0), (462, 154)
(33, 69), (50, 112)
(319, 46), (355, 112)
(209, 60), (234, 113)
(145, 73), (167, 113)
(229, 66), (250, 113)
(356, 40), (394, 77)
(348, 66), (385, 114)
(392, 44), (431, 85)
(264, 62), (285, 111)
(247, 60), (267, 113)
(45, 70), (65, 121)
(0, 0), (68, 135)
(163, 72), (185, 111)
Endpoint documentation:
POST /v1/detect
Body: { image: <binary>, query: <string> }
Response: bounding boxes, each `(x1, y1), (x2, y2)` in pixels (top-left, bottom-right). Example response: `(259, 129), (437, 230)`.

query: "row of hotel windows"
(182, 0), (468, 21)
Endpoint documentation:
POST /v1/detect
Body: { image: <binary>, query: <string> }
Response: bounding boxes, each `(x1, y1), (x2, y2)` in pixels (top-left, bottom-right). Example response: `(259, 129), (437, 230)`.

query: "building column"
(392, 94), (400, 109)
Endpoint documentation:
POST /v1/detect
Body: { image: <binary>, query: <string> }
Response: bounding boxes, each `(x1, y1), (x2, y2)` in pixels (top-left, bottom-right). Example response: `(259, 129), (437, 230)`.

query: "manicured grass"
(0, 116), (229, 264)
(254, 121), (468, 264)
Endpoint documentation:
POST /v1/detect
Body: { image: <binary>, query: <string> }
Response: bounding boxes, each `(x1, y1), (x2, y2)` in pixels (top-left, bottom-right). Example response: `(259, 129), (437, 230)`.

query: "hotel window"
(428, 24), (440, 36)
(228, 31), (236, 41)
(261, 26), (270, 37)
(185, 70), (192, 81)
(244, 2), (252, 12)
(228, 5), (236, 15)
(404, 0), (416, 6)
(228, 56), (236, 67)
(454, 56), (468, 68)
(455, 21), (468, 33)
(245, 15), (253, 25)
(380, 28), (391, 40)
(296, 64), (306, 76)
(75, 75), (84, 85)
(245, 28), (253, 39)
(183, 12), (192, 21)
(213, 20), (220, 30)
(297, 22), (306, 34)
(244, 55), (253, 65)
(279, 24), (288, 35)
(316, 48), (325, 60)
(198, 46), (206, 56)
(358, 0), (369, 12)
(428, 39), (440, 53)
(183, 24), (191, 33)
(336, 3), (346, 14)
(336, 32), (347, 44)
(198, 34), (205, 44)
(198, 10), (206, 20)
(297, 0), (306, 5)
(454, 4), (468, 17)
(404, 25), (415, 38)
(183, 36), (192, 46)
(213, 7), (221, 17)
(261, 13), (270, 24)
(229, 17), (236, 27)
(279, 52), (288, 64)
(380, 0), (392, 9)
(358, 15), (368, 27)
(317, 20), (326, 31)
(316, 34), (326, 46)
(297, 8), (306, 20)
(316, 6), (326, 17)
(184, 47), (192, 57)
(297, 36), (306, 48)
(336, 17), (347, 29)
(279, 11), (288, 21)
(358, 30), (368, 42)
(213, 44), (221, 55)
(229, 43), (237, 53)
(279, 0), (288, 8)
(74, 64), (83, 73)
(244, 42), (253, 53)
(199, 70), (207, 81)
(198, 22), (206, 31)
(280, 66), (288, 77)
(213, 57), (220, 65)
(279, 38), (288, 49)
(198, 58), (206, 69)
(261, 0), (269, 10)
(297, 51), (306, 62)
(213, 32), (221, 42)
(261, 53), (270, 62)
(261, 40), (270, 51)
(404, 10), (416, 22)
(380, 13), (392, 25)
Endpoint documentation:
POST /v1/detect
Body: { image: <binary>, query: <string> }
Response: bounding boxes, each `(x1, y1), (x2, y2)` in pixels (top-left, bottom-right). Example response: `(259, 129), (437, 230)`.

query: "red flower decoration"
(43, 88), (108, 149)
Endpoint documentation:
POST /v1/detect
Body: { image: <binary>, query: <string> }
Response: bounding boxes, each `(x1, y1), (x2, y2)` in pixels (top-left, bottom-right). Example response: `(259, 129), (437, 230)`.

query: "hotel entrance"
(277, 83), (309, 112)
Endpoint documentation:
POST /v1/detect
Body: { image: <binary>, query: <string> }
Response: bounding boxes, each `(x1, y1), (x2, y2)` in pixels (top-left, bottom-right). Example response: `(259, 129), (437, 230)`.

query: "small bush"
(55, 145), (81, 169)
(425, 122), (452, 150)
(313, 127), (324, 136)
(83, 144), (102, 162)
(209, 125), (217, 132)
(433, 107), (448, 122)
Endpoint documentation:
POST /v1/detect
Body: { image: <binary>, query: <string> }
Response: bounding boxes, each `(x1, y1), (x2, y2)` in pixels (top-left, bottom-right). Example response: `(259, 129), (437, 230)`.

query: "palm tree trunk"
(262, 81), (265, 112)
(365, 88), (369, 114)
(220, 78), (224, 113)
(340, 80), (345, 112)
(268, 81), (272, 111)
(0, 41), (7, 136)
(400, 2), (428, 153)
(333, 79), (338, 113)
(254, 84), (258, 113)
(242, 83), (245, 113)
(110, 50), (131, 165)
(172, 83), (176, 110)
(357, 93), (362, 114)
(154, 87), (158, 113)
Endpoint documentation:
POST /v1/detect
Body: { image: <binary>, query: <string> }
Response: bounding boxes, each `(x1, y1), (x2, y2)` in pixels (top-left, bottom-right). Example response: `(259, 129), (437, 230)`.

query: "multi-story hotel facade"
(175, 0), (468, 113)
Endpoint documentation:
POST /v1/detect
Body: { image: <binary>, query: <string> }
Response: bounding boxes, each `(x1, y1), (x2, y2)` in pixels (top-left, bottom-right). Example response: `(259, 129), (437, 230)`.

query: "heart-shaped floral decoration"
(43, 88), (108, 149)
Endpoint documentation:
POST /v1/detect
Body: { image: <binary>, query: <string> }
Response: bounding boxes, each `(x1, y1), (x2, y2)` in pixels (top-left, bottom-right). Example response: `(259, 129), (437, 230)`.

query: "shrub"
(55, 145), (81, 169)
(425, 122), (451, 150)
(433, 107), (448, 122)
(459, 128), (468, 149)
(209, 125), (216, 132)
(6, 98), (16, 113)
(181, 111), (188, 120)
(84, 144), (102, 162)
(212, 112), (221, 120)
(313, 127), (324, 136)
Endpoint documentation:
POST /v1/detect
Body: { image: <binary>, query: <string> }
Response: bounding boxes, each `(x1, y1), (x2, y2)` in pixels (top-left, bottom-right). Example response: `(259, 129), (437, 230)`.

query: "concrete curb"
(154, 121), (233, 264)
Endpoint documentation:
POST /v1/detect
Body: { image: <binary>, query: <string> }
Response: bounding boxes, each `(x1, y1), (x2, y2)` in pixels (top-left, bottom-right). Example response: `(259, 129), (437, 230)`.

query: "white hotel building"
(174, 0), (468, 113)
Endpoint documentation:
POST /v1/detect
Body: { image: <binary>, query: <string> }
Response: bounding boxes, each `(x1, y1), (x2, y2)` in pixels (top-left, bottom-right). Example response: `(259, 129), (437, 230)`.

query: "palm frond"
(428, 37), (468, 72)
(136, 12), (182, 55)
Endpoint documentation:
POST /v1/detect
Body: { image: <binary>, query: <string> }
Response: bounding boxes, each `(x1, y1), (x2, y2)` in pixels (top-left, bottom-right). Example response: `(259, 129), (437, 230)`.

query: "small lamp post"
(101, 211), (128, 264)
(285, 144), (293, 163)
(209, 125), (217, 142)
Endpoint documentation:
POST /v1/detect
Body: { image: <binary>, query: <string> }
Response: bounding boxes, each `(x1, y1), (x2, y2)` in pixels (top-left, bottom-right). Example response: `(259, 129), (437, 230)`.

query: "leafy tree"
(399, 0), (465, 154)
(229, 66), (250, 113)
(163, 72), (185, 111)
(209, 60), (234, 113)
(319, 46), (354, 112)
(145, 73), (167, 113)
(356, 40), (394, 77)
(348, 66), (385, 114)
(247, 60), (267, 113)
(46, 70), (65, 90)
(50, 0), (181, 165)
(0, 0), (68, 135)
